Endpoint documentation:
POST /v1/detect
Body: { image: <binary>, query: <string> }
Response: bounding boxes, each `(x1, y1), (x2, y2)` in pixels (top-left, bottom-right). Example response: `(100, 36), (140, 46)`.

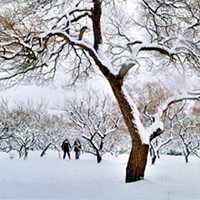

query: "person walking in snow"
(73, 138), (82, 160)
(61, 138), (71, 160)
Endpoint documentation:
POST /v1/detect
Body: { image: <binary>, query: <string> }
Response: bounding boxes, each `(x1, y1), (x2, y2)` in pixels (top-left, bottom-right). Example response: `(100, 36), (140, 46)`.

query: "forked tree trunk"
(91, 0), (149, 183)
(126, 142), (149, 182)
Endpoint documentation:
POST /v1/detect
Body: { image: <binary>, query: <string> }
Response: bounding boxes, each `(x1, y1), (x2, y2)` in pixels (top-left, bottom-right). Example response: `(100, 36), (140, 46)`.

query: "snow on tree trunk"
(109, 79), (149, 182)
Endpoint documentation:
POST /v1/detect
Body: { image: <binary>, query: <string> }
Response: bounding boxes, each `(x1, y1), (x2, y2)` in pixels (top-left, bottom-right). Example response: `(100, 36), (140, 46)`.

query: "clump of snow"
(98, 44), (114, 73)
(146, 113), (164, 134)
(122, 87), (150, 144)
(122, 86), (164, 144)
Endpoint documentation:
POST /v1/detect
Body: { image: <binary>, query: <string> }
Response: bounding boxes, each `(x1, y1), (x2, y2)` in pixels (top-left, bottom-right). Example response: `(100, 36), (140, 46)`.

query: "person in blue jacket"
(73, 138), (82, 160)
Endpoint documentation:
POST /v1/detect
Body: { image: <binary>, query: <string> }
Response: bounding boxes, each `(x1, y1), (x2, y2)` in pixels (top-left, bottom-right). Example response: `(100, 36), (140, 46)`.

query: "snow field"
(0, 152), (199, 200)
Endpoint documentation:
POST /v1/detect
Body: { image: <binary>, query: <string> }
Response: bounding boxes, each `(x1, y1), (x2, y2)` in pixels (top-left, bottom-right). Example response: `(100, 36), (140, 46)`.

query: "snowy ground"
(0, 152), (199, 200)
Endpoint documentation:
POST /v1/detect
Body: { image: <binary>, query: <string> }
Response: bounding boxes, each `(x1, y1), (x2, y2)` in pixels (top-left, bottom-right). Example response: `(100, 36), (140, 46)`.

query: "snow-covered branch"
(42, 30), (115, 80)
(159, 94), (200, 119)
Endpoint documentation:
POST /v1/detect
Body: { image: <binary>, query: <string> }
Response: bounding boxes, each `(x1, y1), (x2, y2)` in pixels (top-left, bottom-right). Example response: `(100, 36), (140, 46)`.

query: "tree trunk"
(91, 0), (149, 180)
(92, 0), (102, 50)
(109, 79), (149, 182)
(150, 143), (157, 165)
(96, 151), (102, 163)
(24, 148), (28, 160)
(126, 141), (149, 182)
(157, 150), (160, 159)
(41, 143), (52, 157)
(184, 153), (189, 163)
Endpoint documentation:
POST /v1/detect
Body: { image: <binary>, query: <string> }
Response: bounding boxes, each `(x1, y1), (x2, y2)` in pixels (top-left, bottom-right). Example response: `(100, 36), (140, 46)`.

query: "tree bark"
(40, 143), (52, 157)
(126, 142), (149, 182)
(91, 1), (149, 182)
(150, 143), (157, 165)
(109, 79), (149, 182)
(24, 148), (28, 160)
(96, 151), (102, 163)
(92, 0), (102, 50)
(184, 152), (189, 163)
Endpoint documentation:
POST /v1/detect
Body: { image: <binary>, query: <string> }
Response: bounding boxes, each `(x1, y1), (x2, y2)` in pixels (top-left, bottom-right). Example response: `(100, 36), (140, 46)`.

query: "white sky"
(0, 75), (112, 111)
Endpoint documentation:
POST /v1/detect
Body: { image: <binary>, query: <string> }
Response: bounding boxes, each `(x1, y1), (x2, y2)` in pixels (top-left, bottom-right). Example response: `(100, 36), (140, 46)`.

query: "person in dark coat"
(61, 139), (71, 160)
(73, 138), (81, 160)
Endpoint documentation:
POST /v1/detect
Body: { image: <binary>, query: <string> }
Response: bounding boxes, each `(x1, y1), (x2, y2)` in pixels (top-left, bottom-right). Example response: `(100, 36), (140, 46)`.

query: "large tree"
(0, 0), (200, 182)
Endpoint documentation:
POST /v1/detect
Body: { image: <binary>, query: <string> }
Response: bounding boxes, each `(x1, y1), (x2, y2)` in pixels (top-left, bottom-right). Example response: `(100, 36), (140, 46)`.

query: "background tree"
(65, 92), (120, 163)
(0, 103), (41, 158)
(166, 103), (200, 163)
(0, 100), (68, 158)
(38, 113), (69, 157)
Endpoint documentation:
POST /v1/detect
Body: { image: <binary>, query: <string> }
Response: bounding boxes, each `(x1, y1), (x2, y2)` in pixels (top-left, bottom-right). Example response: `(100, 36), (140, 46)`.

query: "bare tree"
(66, 93), (120, 163)
(160, 100), (200, 163)
(177, 125), (200, 163)
(0, 104), (40, 159)
(150, 136), (173, 165)
(0, 0), (200, 182)
(172, 110), (200, 163)
(38, 114), (68, 158)
(140, 0), (200, 71)
(11, 130), (36, 159)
